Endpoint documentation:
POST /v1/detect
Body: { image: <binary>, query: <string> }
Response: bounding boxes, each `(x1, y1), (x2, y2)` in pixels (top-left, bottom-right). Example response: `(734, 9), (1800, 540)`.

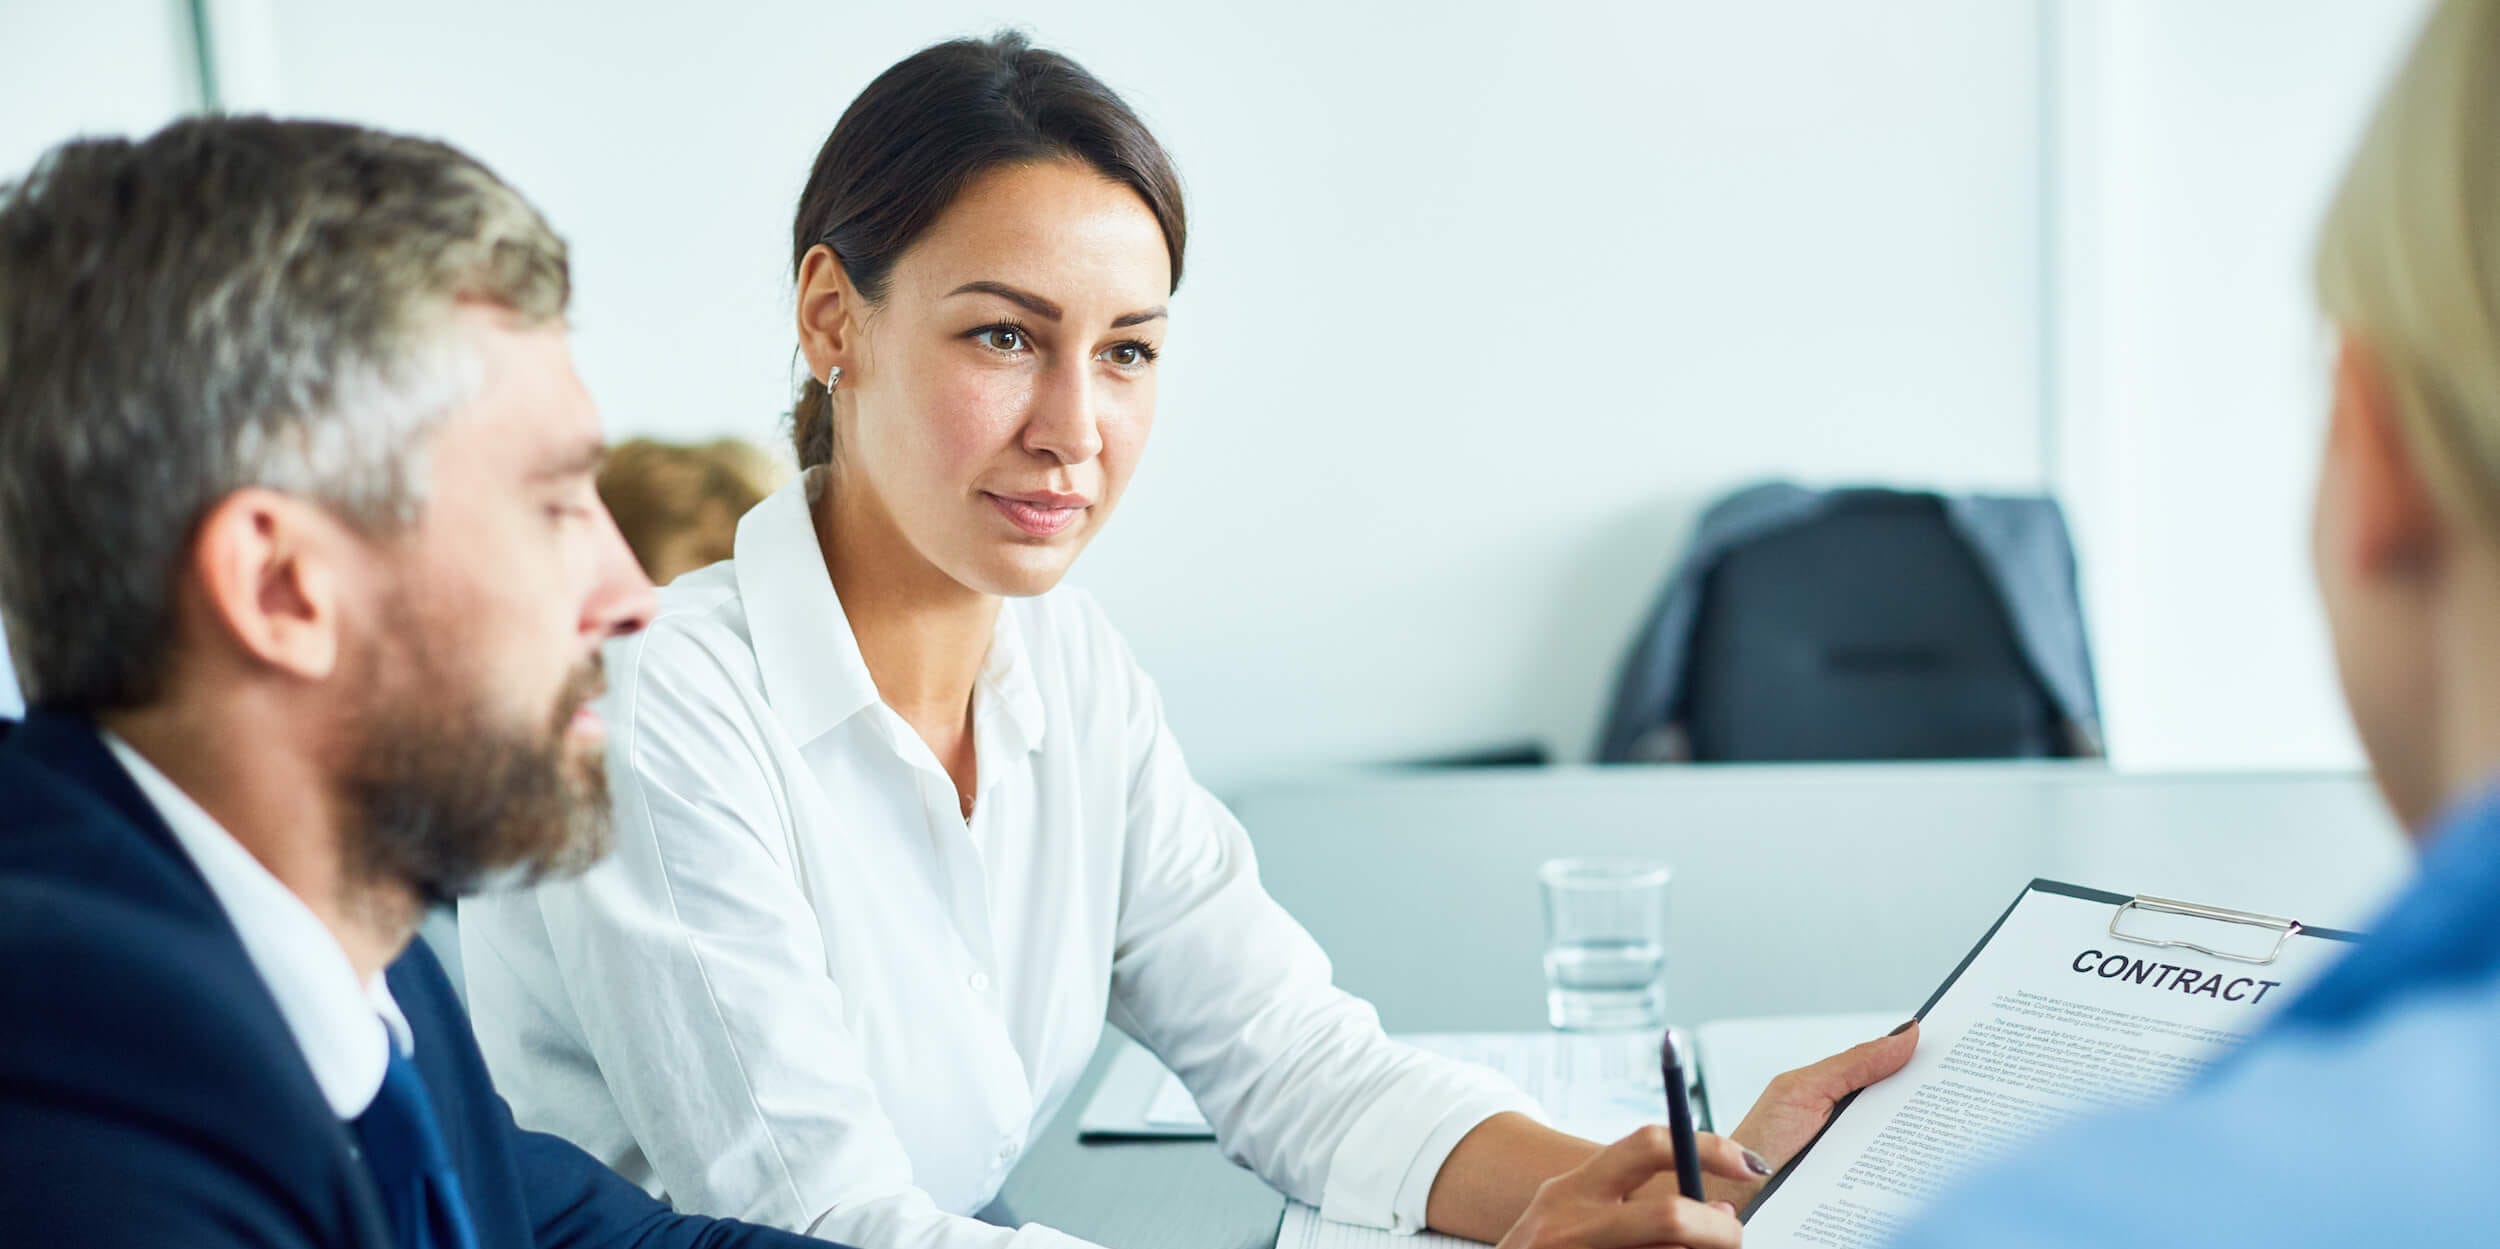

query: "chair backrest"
(1677, 491), (2065, 762)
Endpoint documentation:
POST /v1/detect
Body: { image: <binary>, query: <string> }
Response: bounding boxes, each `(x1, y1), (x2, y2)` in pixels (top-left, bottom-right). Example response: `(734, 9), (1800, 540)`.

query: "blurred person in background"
(600, 437), (785, 583)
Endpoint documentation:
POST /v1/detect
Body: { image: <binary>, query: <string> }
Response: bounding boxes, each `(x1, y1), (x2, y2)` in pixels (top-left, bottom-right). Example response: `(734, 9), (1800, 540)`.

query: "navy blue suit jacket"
(0, 712), (837, 1249)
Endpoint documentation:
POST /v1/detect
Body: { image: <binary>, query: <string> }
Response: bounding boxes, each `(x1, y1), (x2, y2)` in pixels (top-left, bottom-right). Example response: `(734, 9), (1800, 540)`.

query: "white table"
(997, 763), (2412, 1246)
(1234, 762), (2407, 1030)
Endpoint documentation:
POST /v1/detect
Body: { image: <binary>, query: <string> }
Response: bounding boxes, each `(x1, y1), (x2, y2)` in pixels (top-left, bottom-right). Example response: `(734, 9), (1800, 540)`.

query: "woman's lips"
(986, 492), (1087, 537)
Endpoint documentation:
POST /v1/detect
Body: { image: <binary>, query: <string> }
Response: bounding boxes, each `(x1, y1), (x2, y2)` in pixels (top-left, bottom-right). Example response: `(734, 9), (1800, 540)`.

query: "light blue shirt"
(1890, 783), (2500, 1248)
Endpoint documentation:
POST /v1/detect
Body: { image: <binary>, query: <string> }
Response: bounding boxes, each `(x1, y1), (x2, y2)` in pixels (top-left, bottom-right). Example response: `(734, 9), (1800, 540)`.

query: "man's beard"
(338, 622), (612, 908)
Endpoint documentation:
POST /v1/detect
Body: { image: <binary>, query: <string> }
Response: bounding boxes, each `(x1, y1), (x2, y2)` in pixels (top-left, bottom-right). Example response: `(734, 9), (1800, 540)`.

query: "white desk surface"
(1232, 762), (2408, 1031)
(1002, 762), (2411, 1248)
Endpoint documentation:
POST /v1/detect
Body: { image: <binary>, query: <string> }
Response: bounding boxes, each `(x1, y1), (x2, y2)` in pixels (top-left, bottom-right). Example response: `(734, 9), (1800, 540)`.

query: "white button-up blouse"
(461, 471), (1537, 1249)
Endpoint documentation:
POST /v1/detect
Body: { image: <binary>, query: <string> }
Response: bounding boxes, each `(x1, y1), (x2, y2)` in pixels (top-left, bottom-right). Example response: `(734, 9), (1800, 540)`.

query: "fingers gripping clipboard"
(1740, 879), (2362, 1248)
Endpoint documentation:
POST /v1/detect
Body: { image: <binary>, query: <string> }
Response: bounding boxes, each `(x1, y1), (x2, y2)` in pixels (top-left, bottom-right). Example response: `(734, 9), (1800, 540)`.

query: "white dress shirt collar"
(461, 513), (1543, 1244)
(980, 598), (1045, 756)
(102, 732), (412, 1120)
(733, 469), (1045, 762)
(734, 470), (878, 747)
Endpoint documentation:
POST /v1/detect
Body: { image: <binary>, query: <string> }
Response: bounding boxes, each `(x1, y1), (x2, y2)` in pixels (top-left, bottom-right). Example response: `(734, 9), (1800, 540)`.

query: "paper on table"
(1400, 1031), (1672, 1143)
(1075, 1042), (1219, 1139)
(1274, 1032), (1678, 1249)
(1279, 1201), (1478, 1249)
(1086, 1030), (1674, 1140)
(1277, 1020), (1914, 1247)
(1142, 1063), (1204, 1127)
(1743, 887), (2353, 1249)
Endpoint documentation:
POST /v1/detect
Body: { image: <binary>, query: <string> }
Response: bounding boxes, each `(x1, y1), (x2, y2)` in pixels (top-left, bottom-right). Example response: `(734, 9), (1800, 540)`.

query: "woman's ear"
(796, 244), (861, 385)
(2328, 331), (2447, 581)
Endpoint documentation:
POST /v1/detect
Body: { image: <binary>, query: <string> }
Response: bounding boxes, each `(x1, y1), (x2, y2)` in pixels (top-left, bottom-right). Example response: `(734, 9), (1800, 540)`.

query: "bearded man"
(0, 117), (844, 1249)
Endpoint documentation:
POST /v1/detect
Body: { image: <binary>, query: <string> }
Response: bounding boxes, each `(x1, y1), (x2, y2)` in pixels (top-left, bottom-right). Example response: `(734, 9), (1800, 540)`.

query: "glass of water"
(1539, 858), (1671, 1031)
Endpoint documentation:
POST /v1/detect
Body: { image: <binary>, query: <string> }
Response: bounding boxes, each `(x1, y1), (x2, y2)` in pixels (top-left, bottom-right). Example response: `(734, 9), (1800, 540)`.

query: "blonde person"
(599, 438), (785, 584)
(459, 32), (1910, 1249)
(1893, 2), (2500, 1244)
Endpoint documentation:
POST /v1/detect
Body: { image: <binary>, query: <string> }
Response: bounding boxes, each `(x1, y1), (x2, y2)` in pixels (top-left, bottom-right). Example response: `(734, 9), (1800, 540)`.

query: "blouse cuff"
(1317, 1062), (1545, 1235)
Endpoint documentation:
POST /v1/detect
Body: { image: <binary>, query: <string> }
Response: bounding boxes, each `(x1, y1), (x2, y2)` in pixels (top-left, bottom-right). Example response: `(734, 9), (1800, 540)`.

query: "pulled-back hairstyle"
(787, 31), (1186, 469)
(2315, 0), (2500, 533)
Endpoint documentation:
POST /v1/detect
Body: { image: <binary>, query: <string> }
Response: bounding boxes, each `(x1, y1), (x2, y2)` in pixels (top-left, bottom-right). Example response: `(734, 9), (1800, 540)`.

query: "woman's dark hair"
(788, 32), (1187, 469)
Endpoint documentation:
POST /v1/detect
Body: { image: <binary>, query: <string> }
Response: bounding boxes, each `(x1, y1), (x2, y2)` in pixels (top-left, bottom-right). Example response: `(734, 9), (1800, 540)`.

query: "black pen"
(1660, 1029), (1705, 1202)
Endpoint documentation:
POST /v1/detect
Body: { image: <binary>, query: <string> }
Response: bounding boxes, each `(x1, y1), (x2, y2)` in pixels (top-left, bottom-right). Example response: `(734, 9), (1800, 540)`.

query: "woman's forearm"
(1422, 1113), (1605, 1242)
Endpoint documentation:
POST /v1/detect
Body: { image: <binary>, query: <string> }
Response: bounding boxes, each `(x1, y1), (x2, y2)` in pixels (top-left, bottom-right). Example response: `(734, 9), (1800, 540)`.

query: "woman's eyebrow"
(948, 280), (1061, 320)
(947, 280), (1166, 329)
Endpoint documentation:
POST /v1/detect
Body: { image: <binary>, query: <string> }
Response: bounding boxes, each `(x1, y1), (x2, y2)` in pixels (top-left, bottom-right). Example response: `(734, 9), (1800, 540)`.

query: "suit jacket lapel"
(4, 711), (400, 1248)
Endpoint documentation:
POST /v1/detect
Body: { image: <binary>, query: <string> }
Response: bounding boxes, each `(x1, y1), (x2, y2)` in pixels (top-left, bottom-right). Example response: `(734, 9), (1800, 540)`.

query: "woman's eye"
(1100, 342), (1158, 368)
(976, 326), (1026, 353)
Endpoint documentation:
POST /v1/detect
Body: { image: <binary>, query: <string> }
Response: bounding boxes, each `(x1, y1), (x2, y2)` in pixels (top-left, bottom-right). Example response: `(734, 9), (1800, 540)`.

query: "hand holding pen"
(1491, 1120), (1761, 1249)
(1488, 1036), (1766, 1249)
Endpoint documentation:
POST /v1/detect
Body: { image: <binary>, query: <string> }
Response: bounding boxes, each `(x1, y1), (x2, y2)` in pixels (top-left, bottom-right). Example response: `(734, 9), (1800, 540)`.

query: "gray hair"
(0, 116), (569, 712)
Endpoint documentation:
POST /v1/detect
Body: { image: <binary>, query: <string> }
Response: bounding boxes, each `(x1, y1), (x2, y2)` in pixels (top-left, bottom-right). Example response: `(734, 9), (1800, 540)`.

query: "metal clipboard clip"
(2108, 895), (2304, 966)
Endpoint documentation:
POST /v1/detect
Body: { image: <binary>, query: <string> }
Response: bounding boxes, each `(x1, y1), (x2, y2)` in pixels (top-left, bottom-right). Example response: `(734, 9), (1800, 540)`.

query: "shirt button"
(968, 971), (992, 993)
(996, 1141), (1017, 1165)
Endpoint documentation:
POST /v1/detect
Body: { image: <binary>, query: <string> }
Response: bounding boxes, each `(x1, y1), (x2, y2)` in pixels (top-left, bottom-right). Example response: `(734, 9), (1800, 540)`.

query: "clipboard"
(1742, 878), (2364, 1222)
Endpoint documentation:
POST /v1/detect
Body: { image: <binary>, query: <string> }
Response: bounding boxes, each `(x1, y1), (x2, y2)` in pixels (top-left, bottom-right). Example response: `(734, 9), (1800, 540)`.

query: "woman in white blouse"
(461, 32), (1911, 1249)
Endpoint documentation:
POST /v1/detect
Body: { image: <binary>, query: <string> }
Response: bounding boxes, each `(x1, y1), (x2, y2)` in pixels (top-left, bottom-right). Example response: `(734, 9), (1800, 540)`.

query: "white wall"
(207, 0), (2048, 789)
(5, 1), (2439, 788)
(2052, 0), (2428, 775)
(0, 0), (197, 718)
(0, 1), (196, 180)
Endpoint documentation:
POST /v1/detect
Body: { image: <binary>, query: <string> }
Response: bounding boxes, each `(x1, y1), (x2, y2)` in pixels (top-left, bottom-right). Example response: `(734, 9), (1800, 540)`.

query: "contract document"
(1743, 880), (2361, 1249)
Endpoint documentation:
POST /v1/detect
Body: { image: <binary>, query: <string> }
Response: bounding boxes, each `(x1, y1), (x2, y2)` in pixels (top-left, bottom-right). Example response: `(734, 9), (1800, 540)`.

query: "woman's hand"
(1494, 1126), (1755, 1249)
(1701, 1022), (1920, 1212)
(1452, 1024), (1922, 1244)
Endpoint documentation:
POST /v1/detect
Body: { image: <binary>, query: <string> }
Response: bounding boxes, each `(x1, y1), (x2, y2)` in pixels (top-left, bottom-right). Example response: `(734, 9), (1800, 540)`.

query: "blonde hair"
(2316, 0), (2500, 533)
(599, 438), (786, 582)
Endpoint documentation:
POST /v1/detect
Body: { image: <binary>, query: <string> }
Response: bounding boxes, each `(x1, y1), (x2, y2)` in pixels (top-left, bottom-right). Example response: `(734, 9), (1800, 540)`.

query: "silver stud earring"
(824, 366), (842, 391)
